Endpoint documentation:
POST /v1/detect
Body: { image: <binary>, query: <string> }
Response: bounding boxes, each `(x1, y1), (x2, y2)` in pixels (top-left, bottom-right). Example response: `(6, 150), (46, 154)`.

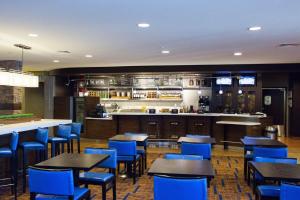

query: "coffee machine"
(198, 96), (210, 113)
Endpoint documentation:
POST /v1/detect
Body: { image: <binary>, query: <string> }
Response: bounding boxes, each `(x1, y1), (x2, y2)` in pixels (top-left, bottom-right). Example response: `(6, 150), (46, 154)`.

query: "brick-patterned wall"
(0, 60), (23, 115)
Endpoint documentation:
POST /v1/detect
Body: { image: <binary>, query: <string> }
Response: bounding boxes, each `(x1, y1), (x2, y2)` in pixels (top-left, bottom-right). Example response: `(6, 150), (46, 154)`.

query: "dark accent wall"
(290, 73), (300, 137)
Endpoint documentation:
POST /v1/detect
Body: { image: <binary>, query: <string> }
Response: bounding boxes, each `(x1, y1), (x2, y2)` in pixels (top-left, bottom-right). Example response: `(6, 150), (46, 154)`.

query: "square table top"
(240, 138), (287, 147)
(249, 161), (300, 182)
(148, 158), (215, 178)
(109, 134), (148, 142)
(177, 137), (216, 144)
(35, 153), (109, 171)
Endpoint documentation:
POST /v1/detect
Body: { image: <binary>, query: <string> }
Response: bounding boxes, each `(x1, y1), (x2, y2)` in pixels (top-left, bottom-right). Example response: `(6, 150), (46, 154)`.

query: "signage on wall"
(264, 96), (272, 105)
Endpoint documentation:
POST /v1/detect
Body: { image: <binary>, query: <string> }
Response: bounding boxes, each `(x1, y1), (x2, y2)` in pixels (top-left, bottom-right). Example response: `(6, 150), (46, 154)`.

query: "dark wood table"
(148, 158), (215, 186)
(35, 153), (109, 186)
(240, 138), (287, 147)
(177, 137), (216, 144)
(248, 161), (300, 192)
(109, 134), (148, 142)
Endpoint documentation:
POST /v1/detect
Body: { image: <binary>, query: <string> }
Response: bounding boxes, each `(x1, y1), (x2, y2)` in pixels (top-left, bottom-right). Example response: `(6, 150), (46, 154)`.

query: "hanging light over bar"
(0, 68), (39, 87)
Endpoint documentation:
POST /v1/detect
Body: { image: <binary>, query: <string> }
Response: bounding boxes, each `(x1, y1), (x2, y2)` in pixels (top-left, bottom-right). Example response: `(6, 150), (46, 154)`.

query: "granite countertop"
(107, 112), (266, 118)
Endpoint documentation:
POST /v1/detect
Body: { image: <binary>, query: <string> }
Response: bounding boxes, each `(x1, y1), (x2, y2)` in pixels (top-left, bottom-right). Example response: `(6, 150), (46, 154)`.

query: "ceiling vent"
(57, 50), (71, 53)
(278, 43), (300, 47)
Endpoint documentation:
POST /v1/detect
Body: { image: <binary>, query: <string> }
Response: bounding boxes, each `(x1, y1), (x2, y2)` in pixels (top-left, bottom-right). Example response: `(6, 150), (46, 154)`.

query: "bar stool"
(70, 123), (82, 153)
(0, 132), (19, 200)
(48, 124), (72, 157)
(19, 128), (48, 193)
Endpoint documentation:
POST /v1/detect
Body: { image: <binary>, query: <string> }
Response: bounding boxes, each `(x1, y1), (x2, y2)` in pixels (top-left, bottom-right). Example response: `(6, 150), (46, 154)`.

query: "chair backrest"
(10, 132), (19, 151)
(84, 148), (117, 169)
(253, 147), (288, 158)
(124, 132), (148, 136)
(108, 140), (137, 156)
(154, 176), (207, 200)
(186, 134), (210, 138)
(36, 128), (49, 144)
(56, 125), (71, 139)
(28, 167), (74, 196)
(254, 157), (297, 164)
(280, 183), (300, 200)
(181, 142), (211, 159)
(71, 123), (81, 136)
(164, 153), (203, 160)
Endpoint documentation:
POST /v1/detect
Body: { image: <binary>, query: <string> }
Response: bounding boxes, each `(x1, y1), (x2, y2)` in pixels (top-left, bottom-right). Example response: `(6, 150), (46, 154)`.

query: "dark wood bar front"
(84, 113), (272, 146)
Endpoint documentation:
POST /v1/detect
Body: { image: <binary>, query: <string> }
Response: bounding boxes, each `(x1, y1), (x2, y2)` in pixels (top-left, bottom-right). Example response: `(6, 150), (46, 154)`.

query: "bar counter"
(84, 112), (272, 145)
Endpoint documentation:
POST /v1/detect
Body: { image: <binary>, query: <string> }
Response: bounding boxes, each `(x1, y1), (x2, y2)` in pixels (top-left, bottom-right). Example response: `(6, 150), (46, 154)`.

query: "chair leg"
(138, 159), (142, 177)
(102, 184), (106, 200)
(67, 142), (71, 153)
(13, 153), (18, 200)
(113, 177), (116, 200)
(22, 148), (27, 193)
(144, 152), (147, 169)
(77, 138), (81, 153)
(61, 143), (65, 153)
(133, 160), (136, 184)
(71, 139), (74, 153)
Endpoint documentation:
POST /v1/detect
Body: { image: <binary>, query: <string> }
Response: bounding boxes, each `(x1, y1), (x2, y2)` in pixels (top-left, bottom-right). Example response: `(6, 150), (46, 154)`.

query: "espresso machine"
(198, 96), (210, 113)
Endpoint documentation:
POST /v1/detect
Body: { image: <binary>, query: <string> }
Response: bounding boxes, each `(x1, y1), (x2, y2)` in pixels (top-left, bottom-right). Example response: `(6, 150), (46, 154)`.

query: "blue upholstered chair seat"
(79, 172), (114, 183)
(20, 141), (45, 150)
(257, 185), (280, 198)
(70, 134), (78, 139)
(117, 154), (140, 161)
(48, 137), (68, 142)
(165, 153), (203, 160)
(0, 147), (13, 156)
(35, 187), (89, 200)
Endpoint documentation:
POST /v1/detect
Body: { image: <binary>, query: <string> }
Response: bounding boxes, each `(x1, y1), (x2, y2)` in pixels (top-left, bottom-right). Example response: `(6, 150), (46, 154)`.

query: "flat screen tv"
(216, 77), (232, 85)
(239, 76), (256, 86)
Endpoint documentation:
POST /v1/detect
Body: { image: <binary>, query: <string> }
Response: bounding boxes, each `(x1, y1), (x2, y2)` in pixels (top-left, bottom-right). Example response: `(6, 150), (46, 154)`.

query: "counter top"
(109, 112), (266, 118)
(0, 119), (72, 135)
(216, 120), (261, 126)
(85, 117), (113, 120)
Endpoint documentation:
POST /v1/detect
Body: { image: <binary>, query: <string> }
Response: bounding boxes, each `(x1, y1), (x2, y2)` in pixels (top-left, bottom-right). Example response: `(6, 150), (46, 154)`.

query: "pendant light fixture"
(0, 44), (39, 87)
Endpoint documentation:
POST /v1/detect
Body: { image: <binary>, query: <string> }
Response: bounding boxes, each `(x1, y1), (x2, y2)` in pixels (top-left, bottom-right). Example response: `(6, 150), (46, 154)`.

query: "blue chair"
(19, 128), (48, 193)
(28, 167), (90, 200)
(79, 148), (117, 200)
(256, 182), (300, 200)
(0, 132), (19, 200)
(108, 140), (141, 184)
(124, 132), (148, 172)
(154, 176), (207, 200)
(181, 142), (211, 160)
(243, 136), (271, 180)
(70, 123), (82, 153)
(251, 157), (297, 194)
(48, 125), (72, 157)
(186, 134), (210, 138)
(164, 153), (203, 160)
(245, 146), (288, 184)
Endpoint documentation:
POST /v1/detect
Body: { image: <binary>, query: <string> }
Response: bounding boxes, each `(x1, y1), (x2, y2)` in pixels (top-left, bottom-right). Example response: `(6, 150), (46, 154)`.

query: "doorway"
(262, 88), (287, 137)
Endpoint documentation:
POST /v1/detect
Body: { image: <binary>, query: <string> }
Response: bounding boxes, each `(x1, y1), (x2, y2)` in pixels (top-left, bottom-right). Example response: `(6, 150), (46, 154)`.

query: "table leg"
(223, 125), (228, 150)
(73, 169), (80, 186)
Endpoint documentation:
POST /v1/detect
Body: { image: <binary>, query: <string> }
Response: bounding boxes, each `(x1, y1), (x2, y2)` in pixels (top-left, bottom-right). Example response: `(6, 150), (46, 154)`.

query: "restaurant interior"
(1, 1), (300, 200)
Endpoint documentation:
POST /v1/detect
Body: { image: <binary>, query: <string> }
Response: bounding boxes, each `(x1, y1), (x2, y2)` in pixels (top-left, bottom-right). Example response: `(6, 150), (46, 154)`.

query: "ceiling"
(0, 0), (300, 71)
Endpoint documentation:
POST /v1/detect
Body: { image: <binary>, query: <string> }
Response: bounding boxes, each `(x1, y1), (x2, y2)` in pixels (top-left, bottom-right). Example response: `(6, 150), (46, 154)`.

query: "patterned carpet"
(0, 145), (254, 200)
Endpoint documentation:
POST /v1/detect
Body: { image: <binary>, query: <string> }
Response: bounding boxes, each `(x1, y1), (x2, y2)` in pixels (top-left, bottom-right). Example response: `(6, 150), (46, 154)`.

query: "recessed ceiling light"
(53, 60), (60, 63)
(28, 33), (38, 37)
(233, 52), (242, 56)
(161, 50), (170, 54)
(85, 54), (93, 58)
(138, 23), (150, 28)
(248, 26), (262, 31)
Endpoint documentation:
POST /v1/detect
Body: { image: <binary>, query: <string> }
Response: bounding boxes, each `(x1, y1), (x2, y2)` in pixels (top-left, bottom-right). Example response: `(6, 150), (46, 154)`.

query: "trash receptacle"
(265, 126), (278, 140)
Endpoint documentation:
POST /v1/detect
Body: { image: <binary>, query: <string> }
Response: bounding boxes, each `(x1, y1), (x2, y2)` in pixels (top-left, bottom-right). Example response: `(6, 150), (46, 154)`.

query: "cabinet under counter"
(83, 117), (117, 139)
